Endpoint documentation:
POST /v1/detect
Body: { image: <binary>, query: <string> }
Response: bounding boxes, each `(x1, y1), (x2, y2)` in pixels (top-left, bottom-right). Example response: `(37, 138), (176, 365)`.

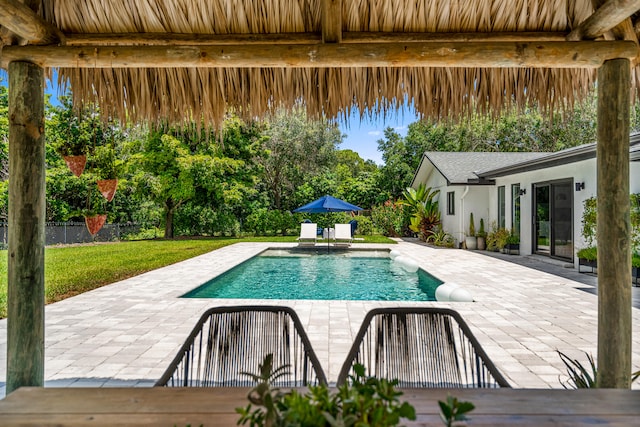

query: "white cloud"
(367, 130), (382, 136)
(394, 125), (407, 131)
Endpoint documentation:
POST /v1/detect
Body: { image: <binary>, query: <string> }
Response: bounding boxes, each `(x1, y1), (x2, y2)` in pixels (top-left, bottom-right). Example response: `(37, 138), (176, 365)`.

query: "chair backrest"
(156, 306), (327, 387)
(300, 222), (318, 239)
(337, 307), (510, 388)
(334, 223), (352, 239)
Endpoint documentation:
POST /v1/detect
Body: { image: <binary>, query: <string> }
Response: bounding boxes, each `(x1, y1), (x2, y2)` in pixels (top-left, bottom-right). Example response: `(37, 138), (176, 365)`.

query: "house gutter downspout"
(460, 185), (469, 246)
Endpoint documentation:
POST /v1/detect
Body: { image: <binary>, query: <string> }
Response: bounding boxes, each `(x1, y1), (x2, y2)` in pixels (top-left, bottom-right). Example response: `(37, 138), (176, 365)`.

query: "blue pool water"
(183, 249), (442, 301)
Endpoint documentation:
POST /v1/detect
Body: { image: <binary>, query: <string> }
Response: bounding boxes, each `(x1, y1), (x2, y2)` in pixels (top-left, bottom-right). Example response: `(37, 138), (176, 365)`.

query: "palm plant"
(401, 184), (441, 241)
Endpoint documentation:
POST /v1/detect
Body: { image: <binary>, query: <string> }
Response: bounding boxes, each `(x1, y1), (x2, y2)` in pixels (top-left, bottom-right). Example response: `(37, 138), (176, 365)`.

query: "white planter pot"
(465, 236), (477, 250)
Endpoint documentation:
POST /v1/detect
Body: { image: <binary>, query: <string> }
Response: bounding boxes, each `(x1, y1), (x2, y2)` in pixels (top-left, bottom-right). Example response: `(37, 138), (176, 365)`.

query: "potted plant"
(577, 246), (598, 273)
(503, 230), (520, 255)
(84, 210), (107, 236)
(57, 138), (87, 177)
(94, 145), (120, 202)
(465, 212), (477, 250)
(477, 218), (486, 250)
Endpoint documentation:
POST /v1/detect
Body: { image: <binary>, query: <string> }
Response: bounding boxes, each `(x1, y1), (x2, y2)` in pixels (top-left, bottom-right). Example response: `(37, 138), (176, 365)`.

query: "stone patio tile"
(0, 241), (638, 398)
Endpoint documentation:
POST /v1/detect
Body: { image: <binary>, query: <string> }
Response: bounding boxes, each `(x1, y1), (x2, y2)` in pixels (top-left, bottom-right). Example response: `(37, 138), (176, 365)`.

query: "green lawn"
(0, 235), (395, 318)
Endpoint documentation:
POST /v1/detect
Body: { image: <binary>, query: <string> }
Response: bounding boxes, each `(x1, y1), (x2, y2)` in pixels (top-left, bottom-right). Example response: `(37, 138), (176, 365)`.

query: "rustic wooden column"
(6, 61), (46, 394)
(596, 57), (631, 388)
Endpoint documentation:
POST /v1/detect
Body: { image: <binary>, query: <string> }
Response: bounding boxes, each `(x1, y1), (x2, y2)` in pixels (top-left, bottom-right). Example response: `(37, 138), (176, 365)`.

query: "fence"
(0, 222), (140, 248)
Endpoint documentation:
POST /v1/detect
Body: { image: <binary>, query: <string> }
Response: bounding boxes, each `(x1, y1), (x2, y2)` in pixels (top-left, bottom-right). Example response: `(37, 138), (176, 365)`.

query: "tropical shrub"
(245, 209), (297, 236)
(352, 215), (377, 235)
(485, 222), (510, 251)
(426, 226), (455, 248)
(371, 201), (407, 237)
(400, 184), (441, 241)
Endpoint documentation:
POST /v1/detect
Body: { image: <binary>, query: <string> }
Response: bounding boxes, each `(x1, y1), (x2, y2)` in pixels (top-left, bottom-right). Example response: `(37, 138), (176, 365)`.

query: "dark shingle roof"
(425, 152), (548, 184)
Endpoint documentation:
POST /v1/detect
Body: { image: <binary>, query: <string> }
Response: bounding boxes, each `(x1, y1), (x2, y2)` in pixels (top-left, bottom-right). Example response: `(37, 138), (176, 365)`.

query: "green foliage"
(468, 213), (475, 237)
(438, 395), (475, 427)
(632, 194), (640, 254)
(478, 218), (486, 237)
(255, 107), (343, 211)
(557, 350), (640, 389)
(371, 201), (407, 237)
(400, 184), (441, 241)
(505, 229), (520, 245)
(576, 246), (597, 261)
(485, 222), (510, 251)
(557, 350), (598, 389)
(245, 209), (298, 236)
(581, 197), (598, 246)
(237, 355), (416, 427)
(426, 227), (455, 248)
(581, 194), (640, 253)
(377, 128), (416, 199)
(352, 216), (377, 236)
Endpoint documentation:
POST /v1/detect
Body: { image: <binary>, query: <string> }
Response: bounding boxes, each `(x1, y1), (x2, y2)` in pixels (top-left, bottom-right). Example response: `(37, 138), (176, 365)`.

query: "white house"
(411, 133), (640, 266)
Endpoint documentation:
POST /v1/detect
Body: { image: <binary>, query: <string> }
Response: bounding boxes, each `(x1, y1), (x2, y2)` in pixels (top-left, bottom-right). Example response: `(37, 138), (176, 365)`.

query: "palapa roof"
(1, 1), (640, 128)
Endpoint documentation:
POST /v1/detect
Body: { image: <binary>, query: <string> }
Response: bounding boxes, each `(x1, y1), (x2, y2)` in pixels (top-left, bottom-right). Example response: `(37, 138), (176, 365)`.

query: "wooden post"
(596, 57), (631, 388)
(6, 61), (46, 394)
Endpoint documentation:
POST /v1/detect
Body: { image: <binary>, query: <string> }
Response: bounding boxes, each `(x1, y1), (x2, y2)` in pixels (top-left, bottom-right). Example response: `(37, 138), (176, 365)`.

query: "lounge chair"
(297, 222), (318, 246)
(333, 223), (353, 247)
(155, 306), (327, 387)
(337, 307), (510, 388)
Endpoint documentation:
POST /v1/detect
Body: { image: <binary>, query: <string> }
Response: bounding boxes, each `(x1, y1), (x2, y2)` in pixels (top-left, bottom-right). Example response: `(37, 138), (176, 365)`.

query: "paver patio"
(0, 240), (638, 397)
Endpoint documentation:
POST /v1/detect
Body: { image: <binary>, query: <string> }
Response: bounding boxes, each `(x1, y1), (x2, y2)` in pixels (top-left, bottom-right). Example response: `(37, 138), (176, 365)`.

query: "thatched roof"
(2, 1), (640, 128)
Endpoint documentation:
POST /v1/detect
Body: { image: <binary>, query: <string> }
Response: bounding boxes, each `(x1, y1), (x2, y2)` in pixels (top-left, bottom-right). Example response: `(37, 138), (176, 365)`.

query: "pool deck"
(0, 240), (639, 396)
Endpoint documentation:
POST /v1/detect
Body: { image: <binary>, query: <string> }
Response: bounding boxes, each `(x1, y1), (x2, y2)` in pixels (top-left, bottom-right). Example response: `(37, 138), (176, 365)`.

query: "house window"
(447, 191), (455, 215)
(498, 186), (506, 229)
(512, 184), (521, 237)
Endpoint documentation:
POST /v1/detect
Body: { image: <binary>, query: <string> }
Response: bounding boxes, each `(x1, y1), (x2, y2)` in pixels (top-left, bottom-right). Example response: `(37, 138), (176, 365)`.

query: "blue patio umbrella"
(293, 195), (363, 214)
(294, 195), (363, 251)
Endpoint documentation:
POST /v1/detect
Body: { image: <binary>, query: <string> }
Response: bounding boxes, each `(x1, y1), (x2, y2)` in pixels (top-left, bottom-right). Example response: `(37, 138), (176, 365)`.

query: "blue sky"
(337, 103), (419, 165)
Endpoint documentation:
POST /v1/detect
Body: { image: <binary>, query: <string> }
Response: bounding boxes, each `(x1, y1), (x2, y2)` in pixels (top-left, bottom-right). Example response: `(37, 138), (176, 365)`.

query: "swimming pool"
(183, 249), (442, 301)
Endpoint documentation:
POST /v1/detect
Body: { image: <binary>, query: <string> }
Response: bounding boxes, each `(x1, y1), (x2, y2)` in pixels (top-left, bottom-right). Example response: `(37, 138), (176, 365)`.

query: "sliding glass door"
(533, 180), (573, 260)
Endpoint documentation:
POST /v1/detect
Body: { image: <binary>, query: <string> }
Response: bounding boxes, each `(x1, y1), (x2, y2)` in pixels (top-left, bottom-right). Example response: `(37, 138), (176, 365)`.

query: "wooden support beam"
(321, 0), (342, 43)
(6, 60), (46, 394)
(0, 0), (61, 44)
(567, 0), (640, 41)
(62, 31), (570, 47)
(597, 58), (632, 389)
(1, 40), (637, 69)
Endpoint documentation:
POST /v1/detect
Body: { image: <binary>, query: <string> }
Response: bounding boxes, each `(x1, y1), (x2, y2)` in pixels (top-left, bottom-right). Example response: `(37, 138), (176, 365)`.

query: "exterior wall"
(492, 158), (598, 265)
(492, 160), (640, 264)
(415, 156), (639, 258)
(421, 171), (491, 247)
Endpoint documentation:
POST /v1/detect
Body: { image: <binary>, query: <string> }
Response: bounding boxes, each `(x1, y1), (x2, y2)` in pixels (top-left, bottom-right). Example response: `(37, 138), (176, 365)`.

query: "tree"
(376, 127), (416, 200)
(129, 120), (255, 238)
(255, 107), (343, 210)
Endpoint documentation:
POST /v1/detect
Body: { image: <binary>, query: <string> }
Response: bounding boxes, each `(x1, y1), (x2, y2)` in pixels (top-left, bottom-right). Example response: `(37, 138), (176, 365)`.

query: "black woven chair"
(155, 306), (327, 387)
(337, 307), (510, 388)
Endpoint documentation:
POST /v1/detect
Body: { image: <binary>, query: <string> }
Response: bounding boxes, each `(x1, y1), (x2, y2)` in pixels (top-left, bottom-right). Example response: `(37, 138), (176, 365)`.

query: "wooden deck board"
(0, 387), (638, 426)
